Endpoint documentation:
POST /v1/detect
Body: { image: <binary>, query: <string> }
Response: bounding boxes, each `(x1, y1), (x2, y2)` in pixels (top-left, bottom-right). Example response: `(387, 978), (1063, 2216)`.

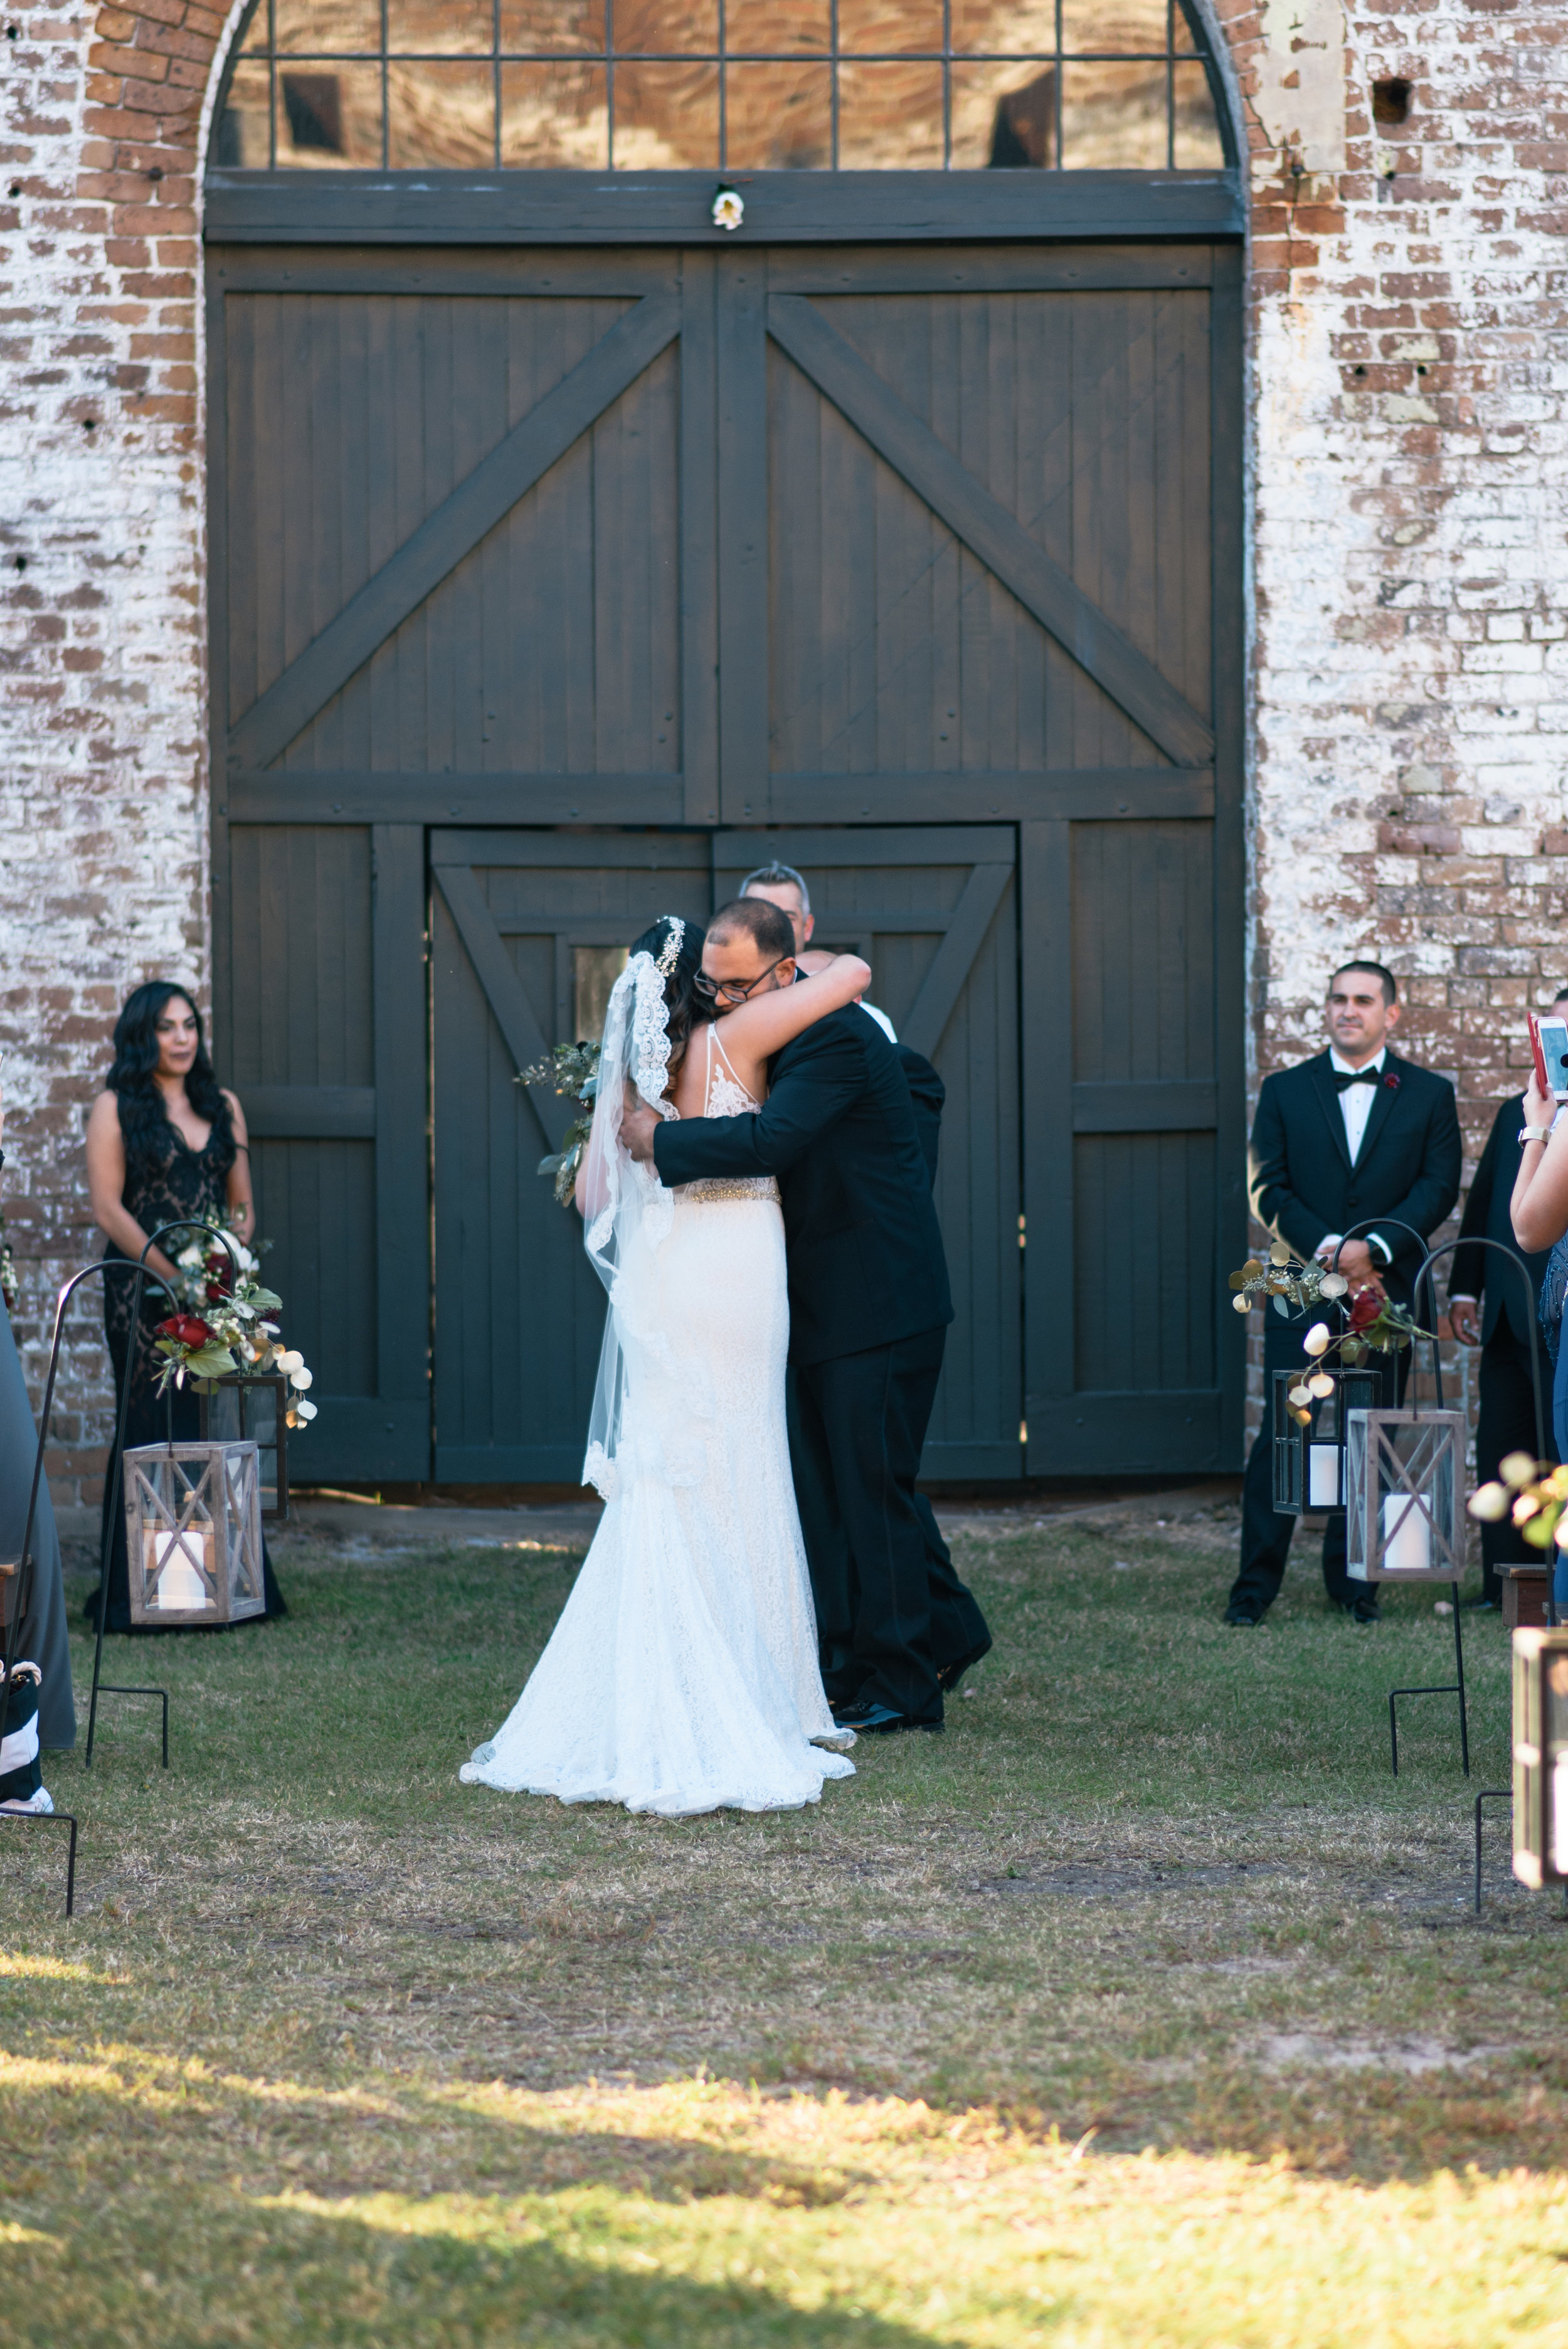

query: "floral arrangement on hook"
(149, 1212), (317, 1429)
(1226, 1239), (1432, 1425)
(1470, 1453), (1568, 1552)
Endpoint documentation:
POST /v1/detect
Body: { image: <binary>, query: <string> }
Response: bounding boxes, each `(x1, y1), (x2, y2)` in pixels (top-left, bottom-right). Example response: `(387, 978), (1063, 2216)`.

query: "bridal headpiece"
(655, 916), (685, 978)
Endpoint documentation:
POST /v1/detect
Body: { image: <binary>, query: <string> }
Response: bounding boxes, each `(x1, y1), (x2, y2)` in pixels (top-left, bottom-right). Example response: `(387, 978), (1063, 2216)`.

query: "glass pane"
(215, 60), (273, 167)
(950, 0), (1054, 55)
(238, 3), (270, 56)
(725, 61), (830, 167)
(952, 61), (1054, 167)
(501, 61), (608, 162)
(388, 0), (495, 55)
(612, 0), (719, 54)
(276, 64), (384, 166)
(726, 0), (830, 54)
(613, 61), (719, 164)
(1061, 0), (1168, 52)
(1059, 59), (1166, 166)
(275, 0), (379, 54)
(573, 946), (629, 1042)
(1172, 57), (1223, 164)
(388, 59), (497, 163)
(837, 0), (945, 53)
(499, 0), (606, 52)
(1173, 0), (1198, 53)
(837, 61), (942, 164)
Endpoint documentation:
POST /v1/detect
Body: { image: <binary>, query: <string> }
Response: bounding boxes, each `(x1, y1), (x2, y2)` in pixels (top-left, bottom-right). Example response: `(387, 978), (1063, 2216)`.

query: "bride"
(460, 908), (874, 1816)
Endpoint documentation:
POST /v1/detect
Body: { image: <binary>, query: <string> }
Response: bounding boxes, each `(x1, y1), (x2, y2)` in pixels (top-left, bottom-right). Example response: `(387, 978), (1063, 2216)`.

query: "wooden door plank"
(1020, 819), (1073, 1461)
(228, 293), (682, 772)
(1072, 1079), (1218, 1132)
(432, 863), (569, 1150)
(900, 859), (1014, 1061)
(717, 252), (770, 821)
(242, 1086), (377, 1138)
(679, 252), (720, 825)
(373, 824), (432, 1451)
(766, 294), (1214, 768)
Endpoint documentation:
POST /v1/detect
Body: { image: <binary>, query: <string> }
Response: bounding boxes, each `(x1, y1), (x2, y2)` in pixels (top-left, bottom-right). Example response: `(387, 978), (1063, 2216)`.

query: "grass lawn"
(1, 1499), (1567, 2345)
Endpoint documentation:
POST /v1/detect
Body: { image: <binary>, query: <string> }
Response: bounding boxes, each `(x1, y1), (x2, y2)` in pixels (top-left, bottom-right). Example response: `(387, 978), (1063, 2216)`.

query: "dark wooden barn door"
(208, 234), (1241, 1484)
(714, 827), (1020, 1480)
(429, 831), (710, 1482)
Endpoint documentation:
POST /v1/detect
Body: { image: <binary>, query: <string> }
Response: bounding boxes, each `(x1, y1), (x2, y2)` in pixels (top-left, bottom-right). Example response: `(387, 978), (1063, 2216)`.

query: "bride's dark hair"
(107, 982), (235, 1179)
(628, 915), (707, 1073)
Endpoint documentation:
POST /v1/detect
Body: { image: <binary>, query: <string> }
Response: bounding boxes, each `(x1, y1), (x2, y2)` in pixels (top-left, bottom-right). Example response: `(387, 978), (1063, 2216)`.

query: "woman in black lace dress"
(85, 984), (285, 1630)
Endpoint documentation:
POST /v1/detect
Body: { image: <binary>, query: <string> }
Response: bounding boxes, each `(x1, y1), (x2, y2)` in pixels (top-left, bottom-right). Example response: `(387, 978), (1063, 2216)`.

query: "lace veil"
(580, 918), (691, 1498)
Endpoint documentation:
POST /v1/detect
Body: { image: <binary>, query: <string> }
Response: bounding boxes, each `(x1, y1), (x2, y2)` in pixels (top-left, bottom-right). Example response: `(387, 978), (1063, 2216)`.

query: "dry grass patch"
(0, 1506), (1560, 2341)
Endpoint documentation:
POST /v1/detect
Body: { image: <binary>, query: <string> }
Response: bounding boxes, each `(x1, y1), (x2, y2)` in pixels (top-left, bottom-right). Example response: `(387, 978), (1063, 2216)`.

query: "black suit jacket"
(1247, 1049), (1461, 1303)
(654, 1006), (953, 1366)
(1449, 1093), (1549, 1345)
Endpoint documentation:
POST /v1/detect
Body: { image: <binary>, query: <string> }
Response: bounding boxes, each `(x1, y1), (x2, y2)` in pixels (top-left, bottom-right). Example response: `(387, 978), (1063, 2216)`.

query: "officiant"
(1224, 962), (1461, 1626)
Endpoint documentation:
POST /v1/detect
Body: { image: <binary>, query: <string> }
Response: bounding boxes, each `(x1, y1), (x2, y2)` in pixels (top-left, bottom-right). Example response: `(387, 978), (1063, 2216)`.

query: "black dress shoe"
(1348, 1594), (1381, 1625)
(832, 1698), (943, 1736)
(936, 1638), (992, 1694)
(1223, 1604), (1262, 1626)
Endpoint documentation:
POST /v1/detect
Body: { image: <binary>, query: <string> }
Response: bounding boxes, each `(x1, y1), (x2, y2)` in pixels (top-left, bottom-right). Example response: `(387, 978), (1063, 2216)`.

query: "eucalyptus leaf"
(1273, 1295), (1290, 1317)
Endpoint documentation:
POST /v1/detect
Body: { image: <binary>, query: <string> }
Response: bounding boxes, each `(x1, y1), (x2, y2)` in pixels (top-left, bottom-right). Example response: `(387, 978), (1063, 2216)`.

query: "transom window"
(215, 1), (1227, 173)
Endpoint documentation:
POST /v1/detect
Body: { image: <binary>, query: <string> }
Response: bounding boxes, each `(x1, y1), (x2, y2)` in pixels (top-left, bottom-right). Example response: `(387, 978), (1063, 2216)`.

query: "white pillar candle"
(147, 1529), (208, 1610)
(1380, 1493), (1431, 1575)
(1308, 1443), (1342, 1507)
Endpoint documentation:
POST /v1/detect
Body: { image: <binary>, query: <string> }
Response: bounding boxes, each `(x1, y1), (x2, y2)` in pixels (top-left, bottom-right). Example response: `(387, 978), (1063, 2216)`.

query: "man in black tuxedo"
(1447, 990), (1568, 1603)
(623, 897), (989, 1733)
(741, 862), (991, 1698)
(1226, 960), (1461, 1625)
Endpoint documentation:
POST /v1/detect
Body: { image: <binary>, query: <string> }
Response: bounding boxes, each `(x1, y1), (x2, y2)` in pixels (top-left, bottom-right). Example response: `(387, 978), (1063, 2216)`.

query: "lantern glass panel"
(123, 1441), (265, 1626)
(1344, 1408), (1466, 1582)
(1512, 1630), (1568, 1887)
(200, 1376), (288, 1522)
(1271, 1367), (1378, 1516)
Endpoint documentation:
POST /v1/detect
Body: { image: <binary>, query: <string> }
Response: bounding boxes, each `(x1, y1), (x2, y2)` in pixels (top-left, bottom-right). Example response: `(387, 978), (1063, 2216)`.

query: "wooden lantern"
(1512, 1628), (1568, 1887)
(1344, 1408), (1468, 1583)
(198, 1374), (289, 1524)
(1271, 1366), (1381, 1515)
(122, 1440), (265, 1626)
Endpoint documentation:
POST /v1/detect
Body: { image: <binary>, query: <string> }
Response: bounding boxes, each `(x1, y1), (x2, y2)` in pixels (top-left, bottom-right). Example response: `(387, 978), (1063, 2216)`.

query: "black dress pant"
(1228, 1303), (1410, 1618)
(788, 1326), (989, 1723)
(1475, 1320), (1556, 1601)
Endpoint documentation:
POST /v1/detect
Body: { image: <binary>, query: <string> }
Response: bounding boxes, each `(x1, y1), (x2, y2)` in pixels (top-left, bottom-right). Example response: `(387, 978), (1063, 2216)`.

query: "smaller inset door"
(430, 830), (711, 1482)
(715, 825), (1021, 1480)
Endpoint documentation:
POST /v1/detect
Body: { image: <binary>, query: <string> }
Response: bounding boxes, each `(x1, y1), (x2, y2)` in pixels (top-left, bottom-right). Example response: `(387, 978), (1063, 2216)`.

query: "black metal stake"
(0, 1808), (78, 1919)
(1474, 1789), (1512, 1913)
(1389, 1586), (1469, 1778)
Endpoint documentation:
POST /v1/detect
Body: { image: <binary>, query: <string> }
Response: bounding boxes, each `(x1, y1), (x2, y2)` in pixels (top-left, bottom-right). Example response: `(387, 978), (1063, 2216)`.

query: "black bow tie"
(1333, 1068), (1382, 1090)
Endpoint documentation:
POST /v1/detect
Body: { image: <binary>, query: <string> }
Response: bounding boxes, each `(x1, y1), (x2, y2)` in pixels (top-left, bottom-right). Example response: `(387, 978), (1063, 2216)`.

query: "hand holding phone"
(1528, 1011), (1568, 1103)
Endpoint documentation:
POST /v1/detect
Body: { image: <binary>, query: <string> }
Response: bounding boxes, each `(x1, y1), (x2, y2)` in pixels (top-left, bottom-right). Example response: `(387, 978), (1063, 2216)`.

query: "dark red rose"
(156, 1313), (213, 1349)
(1347, 1290), (1382, 1332)
(1384, 1073), (1400, 1090)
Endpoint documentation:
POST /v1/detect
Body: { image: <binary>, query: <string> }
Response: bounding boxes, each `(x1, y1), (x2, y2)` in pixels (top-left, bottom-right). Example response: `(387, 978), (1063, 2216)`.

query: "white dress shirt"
(1315, 1046), (1391, 1266)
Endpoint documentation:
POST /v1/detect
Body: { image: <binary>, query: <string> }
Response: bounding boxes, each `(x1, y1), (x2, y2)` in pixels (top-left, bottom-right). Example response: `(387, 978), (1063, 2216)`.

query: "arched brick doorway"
(199, 0), (1246, 1487)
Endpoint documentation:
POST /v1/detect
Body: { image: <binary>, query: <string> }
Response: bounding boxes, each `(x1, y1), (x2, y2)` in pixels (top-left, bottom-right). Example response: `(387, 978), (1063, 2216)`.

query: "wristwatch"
(1520, 1125), (1554, 1145)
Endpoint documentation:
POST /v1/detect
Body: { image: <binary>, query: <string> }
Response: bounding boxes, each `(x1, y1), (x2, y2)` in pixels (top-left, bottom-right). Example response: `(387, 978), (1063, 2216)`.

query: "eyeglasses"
(692, 958), (787, 1007)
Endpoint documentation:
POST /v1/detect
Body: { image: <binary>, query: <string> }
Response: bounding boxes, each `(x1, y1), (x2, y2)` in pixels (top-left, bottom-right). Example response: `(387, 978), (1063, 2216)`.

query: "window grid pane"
(215, 0), (1225, 171)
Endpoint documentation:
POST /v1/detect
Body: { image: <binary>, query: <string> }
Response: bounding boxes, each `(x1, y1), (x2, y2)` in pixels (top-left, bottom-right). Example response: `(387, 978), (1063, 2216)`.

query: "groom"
(623, 898), (989, 1734)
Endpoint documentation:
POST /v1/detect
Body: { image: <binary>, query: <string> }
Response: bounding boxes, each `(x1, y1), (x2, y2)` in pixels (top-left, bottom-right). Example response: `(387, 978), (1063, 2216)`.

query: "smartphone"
(1530, 1012), (1568, 1103)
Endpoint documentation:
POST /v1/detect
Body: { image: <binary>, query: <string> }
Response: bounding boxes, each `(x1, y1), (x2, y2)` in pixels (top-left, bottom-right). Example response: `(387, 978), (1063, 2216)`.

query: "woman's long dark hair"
(628, 916), (707, 1075)
(107, 982), (235, 1179)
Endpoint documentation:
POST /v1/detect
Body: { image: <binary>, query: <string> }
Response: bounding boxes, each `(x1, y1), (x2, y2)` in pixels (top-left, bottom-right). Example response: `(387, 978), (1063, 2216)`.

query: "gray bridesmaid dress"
(0, 1296), (76, 1749)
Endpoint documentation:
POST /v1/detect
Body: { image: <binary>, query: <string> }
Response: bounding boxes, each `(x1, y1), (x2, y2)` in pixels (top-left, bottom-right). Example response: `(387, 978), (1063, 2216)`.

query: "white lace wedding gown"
(460, 1027), (854, 1817)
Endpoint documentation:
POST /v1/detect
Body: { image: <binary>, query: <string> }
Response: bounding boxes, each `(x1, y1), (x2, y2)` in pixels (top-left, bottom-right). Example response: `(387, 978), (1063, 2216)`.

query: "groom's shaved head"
(707, 896), (794, 962)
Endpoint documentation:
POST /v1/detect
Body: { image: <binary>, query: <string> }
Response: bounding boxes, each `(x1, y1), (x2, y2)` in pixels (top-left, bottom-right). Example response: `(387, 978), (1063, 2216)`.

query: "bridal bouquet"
(150, 1213), (318, 1431)
(519, 1040), (601, 1206)
(1227, 1239), (1431, 1422)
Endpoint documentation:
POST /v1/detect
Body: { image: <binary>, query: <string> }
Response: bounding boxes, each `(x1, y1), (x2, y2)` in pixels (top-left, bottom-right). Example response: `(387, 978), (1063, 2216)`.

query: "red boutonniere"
(1383, 1073), (1400, 1090)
